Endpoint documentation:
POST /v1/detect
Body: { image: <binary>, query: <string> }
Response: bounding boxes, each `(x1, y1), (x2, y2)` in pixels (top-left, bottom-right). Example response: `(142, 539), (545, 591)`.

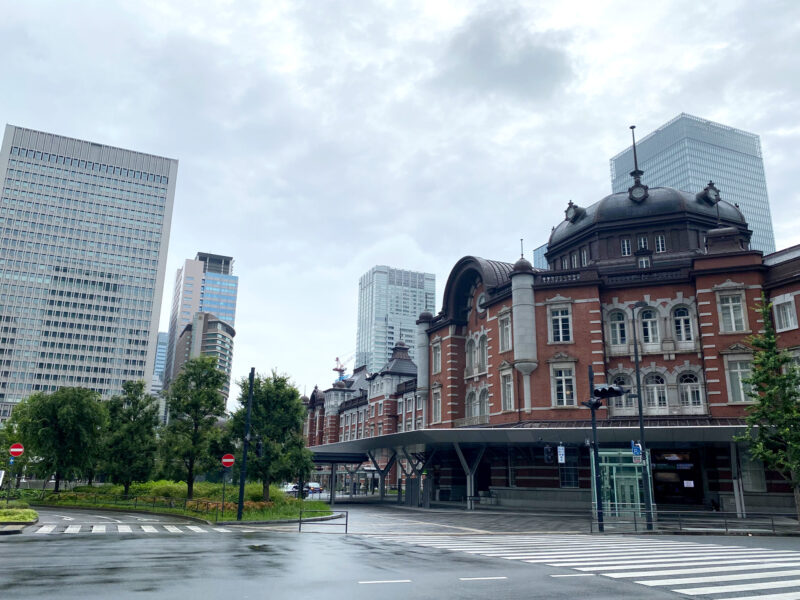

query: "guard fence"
(590, 509), (800, 535)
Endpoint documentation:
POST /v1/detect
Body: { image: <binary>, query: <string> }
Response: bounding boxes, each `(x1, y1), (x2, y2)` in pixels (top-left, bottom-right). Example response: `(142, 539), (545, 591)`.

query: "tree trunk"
(262, 478), (271, 502)
(124, 482), (131, 498)
(187, 459), (195, 500)
(53, 472), (61, 493)
(792, 473), (800, 523)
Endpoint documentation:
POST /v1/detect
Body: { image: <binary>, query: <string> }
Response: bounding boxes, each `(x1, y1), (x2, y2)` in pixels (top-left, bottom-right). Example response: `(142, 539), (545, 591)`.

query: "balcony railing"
(454, 414), (490, 427)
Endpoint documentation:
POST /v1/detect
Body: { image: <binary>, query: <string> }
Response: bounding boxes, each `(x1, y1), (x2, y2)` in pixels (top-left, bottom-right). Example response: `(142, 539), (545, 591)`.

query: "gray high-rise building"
(356, 266), (435, 374)
(150, 331), (169, 413)
(164, 253), (238, 387)
(610, 113), (775, 253)
(0, 125), (177, 422)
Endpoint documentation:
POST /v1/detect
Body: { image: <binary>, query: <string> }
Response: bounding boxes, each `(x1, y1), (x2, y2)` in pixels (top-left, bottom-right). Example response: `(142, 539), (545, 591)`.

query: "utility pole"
(237, 368), (255, 521)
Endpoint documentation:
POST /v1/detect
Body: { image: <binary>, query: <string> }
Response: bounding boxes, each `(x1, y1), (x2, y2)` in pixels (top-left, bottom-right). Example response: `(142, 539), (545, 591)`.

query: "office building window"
(499, 316), (512, 352)
(609, 311), (627, 346)
(638, 235), (648, 250)
(501, 372), (514, 411)
(432, 342), (442, 374)
(679, 373), (703, 407)
(719, 294), (746, 332)
(655, 234), (666, 253)
(432, 389), (441, 423)
(644, 373), (667, 407)
(727, 360), (752, 403)
(549, 306), (572, 343)
(673, 307), (693, 341)
(774, 297), (798, 332)
(552, 366), (576, 406)
(621, 238), (631, 256)
(641, 309), (660, 344)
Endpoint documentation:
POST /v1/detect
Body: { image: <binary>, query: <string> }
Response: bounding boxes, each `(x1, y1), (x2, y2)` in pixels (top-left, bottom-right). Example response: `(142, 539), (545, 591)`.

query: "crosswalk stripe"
(677, 578), (800, 596)
(716, 593), (800, 600)
(186, 526), (207, 533)
(141, 525), (158, 533)
(92, 525), (105, 533)
(35, 524), (56, 534)
(117, 525), (132, 533)
(164, 525), (182, 533)
(214, 528), (231, 532)
(606, 561), (800, 578)
(641, 569), (800, 587)
(64, 525), (81, 534)
(498, 548), (760, 561)
(548, 552), (800, 568)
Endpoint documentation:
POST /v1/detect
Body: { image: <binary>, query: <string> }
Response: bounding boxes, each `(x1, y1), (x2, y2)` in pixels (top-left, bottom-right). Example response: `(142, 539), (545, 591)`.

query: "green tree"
(231, 371), (313, 501)
(104, 381), (159, 496)
(11, 387), (106, 492)
(162, 357), (227, 499)
(739, 294), (800, 519)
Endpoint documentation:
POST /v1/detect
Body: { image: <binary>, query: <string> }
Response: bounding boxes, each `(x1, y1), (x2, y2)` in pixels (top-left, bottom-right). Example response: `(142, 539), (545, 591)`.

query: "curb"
(0, 517), (39, 535)
(30, 503), (214, 525)
(217, 512), (343, 526)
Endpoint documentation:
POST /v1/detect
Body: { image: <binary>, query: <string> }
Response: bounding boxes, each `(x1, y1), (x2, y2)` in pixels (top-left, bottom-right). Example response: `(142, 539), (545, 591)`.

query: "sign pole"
(7, 444), (24, 507)
(222, 468), (226, 520)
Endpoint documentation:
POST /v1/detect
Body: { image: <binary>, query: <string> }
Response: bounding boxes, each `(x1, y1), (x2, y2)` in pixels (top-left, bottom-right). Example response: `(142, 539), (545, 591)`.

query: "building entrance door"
(591, 448), (654, 518)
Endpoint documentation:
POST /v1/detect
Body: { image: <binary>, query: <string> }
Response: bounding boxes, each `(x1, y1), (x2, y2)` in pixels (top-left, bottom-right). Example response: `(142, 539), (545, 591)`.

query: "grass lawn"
(0, 508), (38, 522)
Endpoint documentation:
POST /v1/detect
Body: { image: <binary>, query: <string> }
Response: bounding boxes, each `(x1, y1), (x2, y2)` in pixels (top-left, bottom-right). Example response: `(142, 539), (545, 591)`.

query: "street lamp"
(630, 300), (655, 530)
(583, 365), (624, 533)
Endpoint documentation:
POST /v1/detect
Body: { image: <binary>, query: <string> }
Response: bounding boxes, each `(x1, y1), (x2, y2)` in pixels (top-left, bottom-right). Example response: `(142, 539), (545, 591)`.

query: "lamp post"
(584, 365), (625, 534)
(630, 301), (655, 530)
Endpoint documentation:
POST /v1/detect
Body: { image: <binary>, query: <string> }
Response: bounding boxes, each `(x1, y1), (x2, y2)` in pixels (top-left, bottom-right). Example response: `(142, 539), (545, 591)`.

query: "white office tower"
(0, 125), (177, 422)
(610, 113), (776, 253)
(356, 266), (435, 374)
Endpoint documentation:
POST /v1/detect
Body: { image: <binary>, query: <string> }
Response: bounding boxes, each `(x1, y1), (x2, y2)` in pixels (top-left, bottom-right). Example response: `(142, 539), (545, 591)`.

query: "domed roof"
(512, 256), (533, 274)
(549, 187), (746, 248)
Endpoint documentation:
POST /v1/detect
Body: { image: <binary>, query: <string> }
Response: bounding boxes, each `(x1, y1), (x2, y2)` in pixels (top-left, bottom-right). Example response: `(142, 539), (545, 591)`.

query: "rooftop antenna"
(520, 238), (524, 258)
(629, 125), (643, 182)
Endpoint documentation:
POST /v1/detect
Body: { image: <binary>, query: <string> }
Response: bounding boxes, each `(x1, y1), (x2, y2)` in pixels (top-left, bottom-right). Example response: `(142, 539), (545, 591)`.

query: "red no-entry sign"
(221, 454), (235, 468)
(9, 443), (24, 457)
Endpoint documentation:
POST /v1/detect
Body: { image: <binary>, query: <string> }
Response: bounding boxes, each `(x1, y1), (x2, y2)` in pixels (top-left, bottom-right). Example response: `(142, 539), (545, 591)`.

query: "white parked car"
(281, 482), (299, 493)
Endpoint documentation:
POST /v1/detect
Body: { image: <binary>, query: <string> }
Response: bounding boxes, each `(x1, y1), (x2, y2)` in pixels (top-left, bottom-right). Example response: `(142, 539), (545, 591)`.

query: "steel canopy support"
(367, 450), (396, 503)
(454, 443), (485, 511)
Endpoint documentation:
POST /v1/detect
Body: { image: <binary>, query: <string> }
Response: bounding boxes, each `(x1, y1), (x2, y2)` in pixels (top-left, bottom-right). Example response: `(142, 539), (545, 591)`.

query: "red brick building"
(306, 182), (800, 514)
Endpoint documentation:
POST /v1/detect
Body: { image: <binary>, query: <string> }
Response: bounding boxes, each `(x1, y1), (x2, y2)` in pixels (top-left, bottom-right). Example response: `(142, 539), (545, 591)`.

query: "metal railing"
(590, 510), (800, 535)
(298, 509), (348, 533)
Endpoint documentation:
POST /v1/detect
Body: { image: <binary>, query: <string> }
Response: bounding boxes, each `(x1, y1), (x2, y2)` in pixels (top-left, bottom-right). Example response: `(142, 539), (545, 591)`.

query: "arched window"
(465, 339), (475, 374)
(478, 335), (488, 372)
(465, 391), (476, 417)
(673, 307), (693, 342)
(679, 373), (703, 407)
(611, 374), (633, 408)
(479, 388), (489, 416)
(644, 373), (667, 408)
(641, 309), (660, 344)
(609, 311), (627, 346)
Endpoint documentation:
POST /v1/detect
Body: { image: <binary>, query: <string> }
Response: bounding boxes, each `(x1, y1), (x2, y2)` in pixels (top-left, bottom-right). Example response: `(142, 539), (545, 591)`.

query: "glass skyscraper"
(610, 113), (775, 253)
(164, 253), (238, 386)
(0, 125), (176, 421)
(356, 265), (435, 374)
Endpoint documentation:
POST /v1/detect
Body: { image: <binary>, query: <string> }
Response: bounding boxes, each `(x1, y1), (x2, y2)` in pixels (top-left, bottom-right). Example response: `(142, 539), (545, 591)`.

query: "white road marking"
(640, 568), (800, 587)
(117, 525), (132, 533)
(64, 525), (81, 534)
(459, 577), (508, 581)
(358, 580), (412, 584)
(678, 578), (800, 595)
(164, 525), (183, 533)
(93, 515), (122, 523)
(35, 525), (56, 534)
(92, 525), (106, 533)
(716, 593), (800, 600)
(213, 527), (231, 532)
(141, 525), (158, 533)
(550, 574), (596, 578)
(186, 526), (207, 533)
(574, 555), (800, 572)
(606, 561), (800, 578)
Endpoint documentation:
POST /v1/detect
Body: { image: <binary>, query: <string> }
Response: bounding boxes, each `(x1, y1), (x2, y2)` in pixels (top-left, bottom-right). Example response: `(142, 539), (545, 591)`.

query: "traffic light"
(543, 445), (554, 464)
(592, 384), (625, 399)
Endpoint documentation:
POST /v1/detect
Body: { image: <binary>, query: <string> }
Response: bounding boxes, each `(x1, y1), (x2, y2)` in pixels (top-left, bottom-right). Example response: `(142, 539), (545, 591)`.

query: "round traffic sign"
(221, 453), (235, 468)
(9, 443), (24, 457)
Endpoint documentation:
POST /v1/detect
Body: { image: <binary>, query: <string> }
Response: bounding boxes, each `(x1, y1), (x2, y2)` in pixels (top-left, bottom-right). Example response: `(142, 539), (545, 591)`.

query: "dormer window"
(638, 235), (648, 250)
(656, 234), (666, 253)
(621, 239), (631, 256)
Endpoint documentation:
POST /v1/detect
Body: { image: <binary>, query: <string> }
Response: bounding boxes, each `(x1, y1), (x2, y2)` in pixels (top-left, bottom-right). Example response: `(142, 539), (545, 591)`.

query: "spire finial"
(629, 125), (643, 182)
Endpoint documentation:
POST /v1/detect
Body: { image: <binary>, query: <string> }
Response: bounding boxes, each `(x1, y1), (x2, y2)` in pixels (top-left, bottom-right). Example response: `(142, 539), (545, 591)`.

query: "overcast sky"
(3, 1), (799, 409)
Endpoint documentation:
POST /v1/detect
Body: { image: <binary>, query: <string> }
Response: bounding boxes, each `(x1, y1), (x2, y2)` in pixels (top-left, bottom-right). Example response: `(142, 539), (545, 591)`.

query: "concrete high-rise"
(356, 266), (435, 373)
(610, 113), (775, 253)
(172, 312), (236, 400)
(0, 125), (176, 422)
(164, 253), (238, 386)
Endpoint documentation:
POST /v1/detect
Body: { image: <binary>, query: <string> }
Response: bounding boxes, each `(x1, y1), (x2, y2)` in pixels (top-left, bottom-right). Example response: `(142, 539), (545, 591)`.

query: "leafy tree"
(231, 371), (313, 501)
(162, 357), (227, 499)
(104, 381), (159, 496)
(739, 294), (800, 519)
(11, 387), (106, 492)
(0, 419), (33, 491)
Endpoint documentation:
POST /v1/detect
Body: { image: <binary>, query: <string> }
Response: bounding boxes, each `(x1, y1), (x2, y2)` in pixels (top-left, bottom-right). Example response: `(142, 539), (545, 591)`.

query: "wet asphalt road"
(2, 506), (799, 599)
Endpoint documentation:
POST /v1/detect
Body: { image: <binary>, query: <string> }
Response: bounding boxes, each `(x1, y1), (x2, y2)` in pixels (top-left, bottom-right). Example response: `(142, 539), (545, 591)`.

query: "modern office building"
(172, 312), (236, 400)
(532, 243), (548, 270)
(610, 113), (775, 253)
(150, 331), (169, 418)
(0, 125), (176, 422)
(356, 266), (435, 373)
(164, 253), (238, 385)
